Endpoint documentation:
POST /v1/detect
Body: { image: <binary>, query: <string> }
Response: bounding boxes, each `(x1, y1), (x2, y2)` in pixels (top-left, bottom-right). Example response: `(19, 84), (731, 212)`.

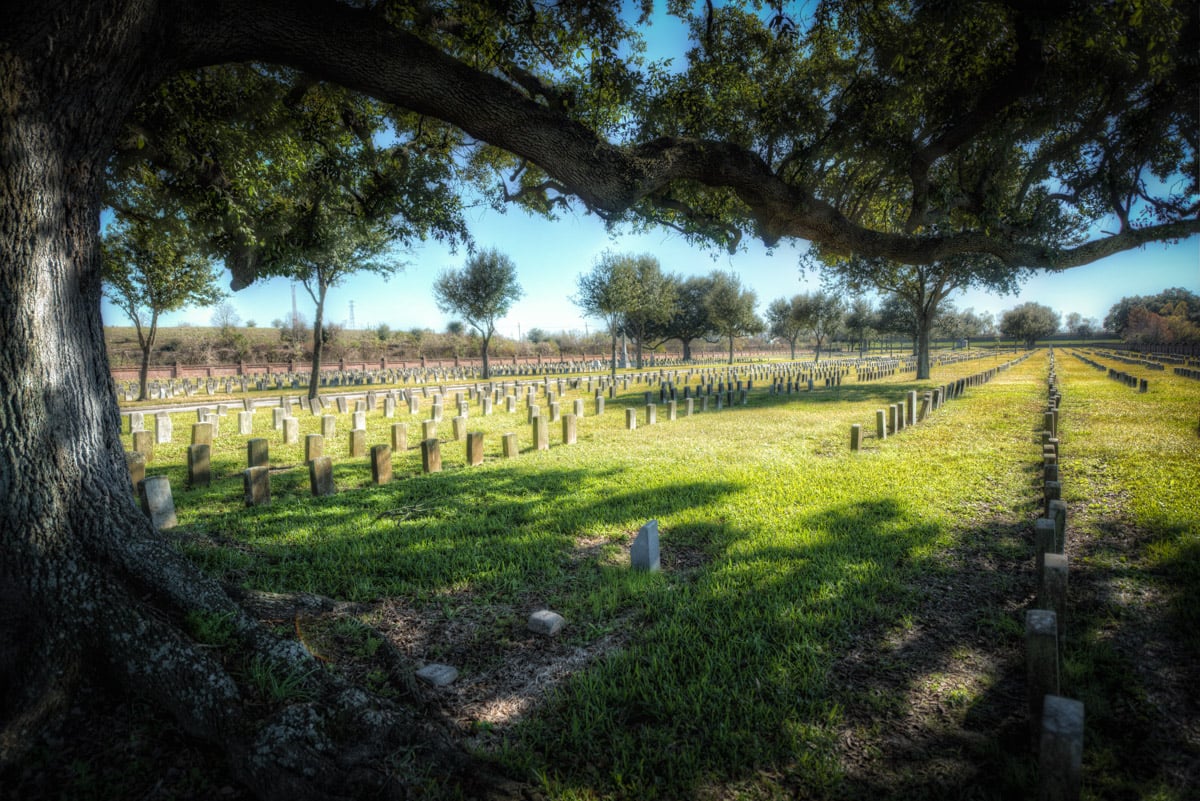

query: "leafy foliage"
(433, 249), (523, 377)
(704, 271), (762, 363)
(999, 302), (1060, 347)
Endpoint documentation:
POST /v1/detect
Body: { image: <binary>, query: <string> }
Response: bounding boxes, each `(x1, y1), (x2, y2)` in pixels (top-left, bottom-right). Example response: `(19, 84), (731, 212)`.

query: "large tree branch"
(175, 0), (1198, 273)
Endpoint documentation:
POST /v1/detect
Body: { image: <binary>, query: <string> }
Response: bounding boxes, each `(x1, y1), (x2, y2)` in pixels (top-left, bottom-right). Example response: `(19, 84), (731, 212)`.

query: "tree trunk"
(681, 339), (692, 361)
(916, 317), (933, 380)
(481, 335), (491, 379)
(139, 341), (153, 401)
(308, 285), (325, 401)
(727, 334), (734, 365)
(790, 340), (797, 360)
(609, 332), (617, 381)
(0, 9), (499, 798)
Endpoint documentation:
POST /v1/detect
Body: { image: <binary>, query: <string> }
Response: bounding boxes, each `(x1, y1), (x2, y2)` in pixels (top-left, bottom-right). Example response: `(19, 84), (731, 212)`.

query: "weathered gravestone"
(309, 456), (335, 497)
(247, 438), (269, 468)
(243, 466), (270, 507)
(370, 444), (392, 485)
(631, 520), (661, 572)
(187, 444), (211, 488)
(138, 475), (177, 530)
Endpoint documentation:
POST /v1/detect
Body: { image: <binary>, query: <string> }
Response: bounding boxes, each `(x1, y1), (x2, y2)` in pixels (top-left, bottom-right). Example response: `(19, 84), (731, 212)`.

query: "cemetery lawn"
(9, 352), (1198, 800)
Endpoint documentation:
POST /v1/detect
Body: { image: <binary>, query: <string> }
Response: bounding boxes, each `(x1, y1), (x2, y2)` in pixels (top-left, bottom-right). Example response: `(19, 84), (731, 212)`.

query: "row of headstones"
(1172, 365), (1200, 382)
(126, 404), (597, 530)
(1068, 350), (1150, 392)
(850, 353), (1034, 450)
(1026, 351), (1084, 801)
(1086, 348), (1166, 371)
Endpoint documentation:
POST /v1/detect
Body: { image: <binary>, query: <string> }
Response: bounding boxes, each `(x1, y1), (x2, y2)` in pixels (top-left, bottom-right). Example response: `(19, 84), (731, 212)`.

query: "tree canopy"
(433, 249), (523, 378)
(1000, 302), (1061, 347)
(3, 1), (1198, 798)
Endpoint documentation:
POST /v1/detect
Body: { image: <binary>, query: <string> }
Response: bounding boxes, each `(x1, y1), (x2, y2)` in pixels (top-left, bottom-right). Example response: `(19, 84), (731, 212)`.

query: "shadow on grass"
(179, 464), (744, 603)
(504, 499), (1043, 801)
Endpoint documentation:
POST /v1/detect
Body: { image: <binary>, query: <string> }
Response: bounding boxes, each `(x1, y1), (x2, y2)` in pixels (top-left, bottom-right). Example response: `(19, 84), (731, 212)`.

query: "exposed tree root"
(2, 514), (533, 801)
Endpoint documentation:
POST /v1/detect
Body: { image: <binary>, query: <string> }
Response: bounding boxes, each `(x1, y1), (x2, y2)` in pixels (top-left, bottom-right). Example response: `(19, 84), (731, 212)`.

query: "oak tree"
(2, 1), (1196, 798)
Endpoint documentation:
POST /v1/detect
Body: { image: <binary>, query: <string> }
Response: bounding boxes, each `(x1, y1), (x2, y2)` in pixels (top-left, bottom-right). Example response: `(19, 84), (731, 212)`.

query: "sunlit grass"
(115, 349), (1199, 799)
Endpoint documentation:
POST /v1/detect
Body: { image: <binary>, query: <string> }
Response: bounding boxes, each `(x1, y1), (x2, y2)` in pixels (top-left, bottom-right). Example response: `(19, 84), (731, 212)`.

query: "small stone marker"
(467, 431), (484, 466)
(321, 415), (336, 438)
(125, 451), (145, 489)
(452, 415), (467, 441)
(138, 475), (177, 530)
(626, 408), (637, 430)
(645, 404), (656, 425)
(155, 413), (172, 444)
(187, 444), (211, 487)
(422, 419), (437, 440)
(562, 414), (577, 445)
(527, 609), (565, 637)
(370, 444), (392, 485)
(1025, 609), (1059, 746)
(282, 416), (299, 444)
(237, 411), (253, 435)
(309, 456), (335, 497)
(349, 428), (366, 458)
(421, 438), (442, 473)
(129, 411), (144, 432)
(1039, 553), (1069, 634)
(272, 407), (285, 431)
(850, 424), (862, 451)
(631, 520), (661, 572)
(574, 398), (584, 418)
(132, 430), (153, 462)
(1039, 695), (1084, 801)
(353, 410), (367, 430)
(304, 434), (323, 462)
(685, 398), (694, 416)
(876, 409), (887, 440)
(416, 664), (459, 687)
(191, 422), (213, 447)
(501, 432), (518, 458)
(533, 416), (549, 451)
(391, 423), (408, 452)
(243, 466), (270, 506)
(595, 396), (605, 415)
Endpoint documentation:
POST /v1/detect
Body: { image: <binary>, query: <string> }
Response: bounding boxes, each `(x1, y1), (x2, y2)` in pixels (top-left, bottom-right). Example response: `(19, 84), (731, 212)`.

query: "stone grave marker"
(349, 429), (366, 458)
(187, 444), (211, 488)
(527, 609), (565, 637)
(421, 438), (442, 473)
(247, 438), (269, 468)
(243, 466), (270, 507)
(132, 430), (153, 462)
(370, 444), (392, 485)
(631, 520), (660, 572)
(466, 431), (484, 466)
(309, 456), (335, 497)
(138, 475), (177, 530)
(304, 434), (323, 462)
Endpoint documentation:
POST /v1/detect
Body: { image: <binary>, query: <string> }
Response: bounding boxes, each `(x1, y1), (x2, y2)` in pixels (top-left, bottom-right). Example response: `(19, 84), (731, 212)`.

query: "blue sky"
(100, 3), (1199, 337)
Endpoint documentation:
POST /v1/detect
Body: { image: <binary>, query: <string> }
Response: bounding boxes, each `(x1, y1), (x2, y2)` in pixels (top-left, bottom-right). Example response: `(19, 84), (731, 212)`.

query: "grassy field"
(12, 350), (1197, 800)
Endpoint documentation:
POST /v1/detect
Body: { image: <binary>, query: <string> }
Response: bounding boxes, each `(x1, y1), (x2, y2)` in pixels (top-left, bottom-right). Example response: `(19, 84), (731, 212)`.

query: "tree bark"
(307, 281), (326, 401)
(916, 319), (933, 380)
(0, 6), (502, 798)
(481, 334), (491, 379)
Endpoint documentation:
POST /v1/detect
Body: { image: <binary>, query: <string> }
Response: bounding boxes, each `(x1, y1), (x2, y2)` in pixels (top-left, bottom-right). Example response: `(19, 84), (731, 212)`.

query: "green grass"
(112, 350), (1200, 800)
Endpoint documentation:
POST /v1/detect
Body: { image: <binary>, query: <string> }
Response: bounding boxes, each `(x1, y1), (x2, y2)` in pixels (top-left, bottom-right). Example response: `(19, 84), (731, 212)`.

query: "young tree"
(620, 255), (677, 369)
(705, 271), (762, 364)
(794, 292), (846, 363)
(650, 274), (716, 361)
(1000, 303), (1062, 348)
(818, 253), (1021, 378)
(432, 249), (523, 379)
(101, 218), (223, 400)
(574, 253), (640, 381)
(766, 297), (806, 359)
(1064, 312), (1098, 340)
(843, 297), (878, 357)
(3, 1), (1196, 795)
